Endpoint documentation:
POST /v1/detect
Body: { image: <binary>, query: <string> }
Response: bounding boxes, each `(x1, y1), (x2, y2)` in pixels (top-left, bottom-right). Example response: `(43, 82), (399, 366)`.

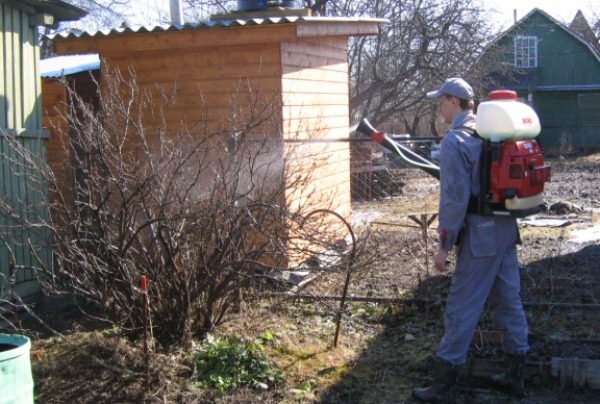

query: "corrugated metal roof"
(51, 16), (386, 39)
(24, 0), (88, 22)
(40, 54), (100, 77)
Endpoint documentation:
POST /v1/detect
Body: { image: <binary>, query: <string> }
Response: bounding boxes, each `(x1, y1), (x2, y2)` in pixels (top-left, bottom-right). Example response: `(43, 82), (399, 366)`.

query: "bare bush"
(0, 69), (355, 347)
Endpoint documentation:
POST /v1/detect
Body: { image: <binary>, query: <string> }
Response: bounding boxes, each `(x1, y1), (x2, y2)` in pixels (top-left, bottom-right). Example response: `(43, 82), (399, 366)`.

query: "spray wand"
(355, 118), (440, 179)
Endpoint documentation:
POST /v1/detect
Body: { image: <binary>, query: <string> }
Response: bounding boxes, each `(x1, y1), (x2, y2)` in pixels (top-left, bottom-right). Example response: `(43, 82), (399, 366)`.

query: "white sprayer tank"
(476, 90), (541, 141)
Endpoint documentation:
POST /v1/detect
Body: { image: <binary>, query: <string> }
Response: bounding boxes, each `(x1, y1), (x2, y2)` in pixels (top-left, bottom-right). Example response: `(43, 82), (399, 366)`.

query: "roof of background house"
(569, 10), (600, 55)
(50, 15), (387, 39)
(22, 0), (88, 22)
(40, 54), (100, 77)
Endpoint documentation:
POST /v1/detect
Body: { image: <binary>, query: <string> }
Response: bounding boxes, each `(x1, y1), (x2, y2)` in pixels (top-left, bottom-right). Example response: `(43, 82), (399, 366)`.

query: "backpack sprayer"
(355, 90), (551, 217)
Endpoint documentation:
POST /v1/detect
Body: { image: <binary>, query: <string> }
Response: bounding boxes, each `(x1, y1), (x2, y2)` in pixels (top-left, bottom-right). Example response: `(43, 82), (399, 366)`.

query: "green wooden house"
(0, 0), (86, 298)
(476, 8), (600, 152)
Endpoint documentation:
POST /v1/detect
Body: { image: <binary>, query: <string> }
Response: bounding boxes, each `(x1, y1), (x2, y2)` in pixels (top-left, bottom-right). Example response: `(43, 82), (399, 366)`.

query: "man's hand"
(434, 249), (449, 272)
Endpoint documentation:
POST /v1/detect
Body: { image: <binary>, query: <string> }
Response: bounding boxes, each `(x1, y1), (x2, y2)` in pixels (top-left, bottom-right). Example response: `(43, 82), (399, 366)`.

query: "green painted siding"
(533, 89), (600, 150)
(0, 130), (51, 297)
(532, 92), (578, 150)
(0, 2), (43, 129)
(0, 2), (49, 297)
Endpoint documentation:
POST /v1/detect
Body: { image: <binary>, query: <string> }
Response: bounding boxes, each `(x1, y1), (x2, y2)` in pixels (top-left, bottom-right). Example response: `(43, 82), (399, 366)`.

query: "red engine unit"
(489, 139), (551, 204)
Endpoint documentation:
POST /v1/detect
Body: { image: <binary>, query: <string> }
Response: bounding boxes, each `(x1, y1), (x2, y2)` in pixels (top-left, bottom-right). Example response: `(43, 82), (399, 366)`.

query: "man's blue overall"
(435, 110), (529, 366)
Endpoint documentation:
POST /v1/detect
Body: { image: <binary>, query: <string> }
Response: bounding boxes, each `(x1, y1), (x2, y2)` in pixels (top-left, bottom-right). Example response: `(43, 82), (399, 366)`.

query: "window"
(514, 36), (538, 68)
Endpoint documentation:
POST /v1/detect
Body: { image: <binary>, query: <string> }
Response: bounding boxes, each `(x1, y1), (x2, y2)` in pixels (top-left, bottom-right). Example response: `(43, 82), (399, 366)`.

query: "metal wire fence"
(350, 137), (439, 202)
(328, 137), (443, 299)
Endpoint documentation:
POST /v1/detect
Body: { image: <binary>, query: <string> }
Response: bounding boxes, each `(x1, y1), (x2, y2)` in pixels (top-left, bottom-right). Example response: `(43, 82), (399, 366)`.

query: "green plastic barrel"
(0, 333), (34, 404)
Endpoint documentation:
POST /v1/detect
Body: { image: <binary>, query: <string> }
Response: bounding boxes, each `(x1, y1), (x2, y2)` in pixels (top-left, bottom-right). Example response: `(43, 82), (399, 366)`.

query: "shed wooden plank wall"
(281, 37), (351, 220)
(42, 79), (68, 175)
(103, 42), (284, 137)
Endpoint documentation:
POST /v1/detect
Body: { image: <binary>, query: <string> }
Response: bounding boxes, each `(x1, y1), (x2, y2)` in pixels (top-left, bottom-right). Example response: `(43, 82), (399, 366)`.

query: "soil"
(6, 153), (600, 403)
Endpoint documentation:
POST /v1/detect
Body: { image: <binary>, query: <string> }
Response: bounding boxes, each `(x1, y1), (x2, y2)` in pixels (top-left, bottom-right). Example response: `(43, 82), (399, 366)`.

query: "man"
(412, 78), (529, 402)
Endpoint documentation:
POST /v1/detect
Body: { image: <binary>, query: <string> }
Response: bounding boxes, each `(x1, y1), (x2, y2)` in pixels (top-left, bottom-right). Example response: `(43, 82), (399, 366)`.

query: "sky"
(482, 0), (598, 30)
(118, 0), (599, 30)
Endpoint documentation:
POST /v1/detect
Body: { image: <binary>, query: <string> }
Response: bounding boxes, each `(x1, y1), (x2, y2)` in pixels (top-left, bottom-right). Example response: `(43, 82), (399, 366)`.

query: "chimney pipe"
(513, 9), (517, 23)
(170, 0), (184, 25)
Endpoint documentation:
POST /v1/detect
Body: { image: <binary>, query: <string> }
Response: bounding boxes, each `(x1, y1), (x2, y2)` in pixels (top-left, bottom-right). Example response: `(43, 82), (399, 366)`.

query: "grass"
(27, 155), (600, 402)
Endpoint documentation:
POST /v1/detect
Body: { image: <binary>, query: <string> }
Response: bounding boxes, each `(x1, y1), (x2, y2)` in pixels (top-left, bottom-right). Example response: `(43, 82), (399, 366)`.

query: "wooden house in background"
(0, 0), (86, 297)
(476, 8), (600, 152)
(44, 11), (382, 266)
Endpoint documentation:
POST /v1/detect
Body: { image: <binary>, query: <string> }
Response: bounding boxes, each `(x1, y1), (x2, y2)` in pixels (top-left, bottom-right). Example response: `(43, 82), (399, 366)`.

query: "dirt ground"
(13, 153), (600, 403)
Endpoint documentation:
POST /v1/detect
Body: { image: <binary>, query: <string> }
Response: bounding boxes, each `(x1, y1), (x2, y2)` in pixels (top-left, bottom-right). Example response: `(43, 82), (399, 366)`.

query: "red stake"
(140, 275), (148, 291)
(141, 275), (150, 388)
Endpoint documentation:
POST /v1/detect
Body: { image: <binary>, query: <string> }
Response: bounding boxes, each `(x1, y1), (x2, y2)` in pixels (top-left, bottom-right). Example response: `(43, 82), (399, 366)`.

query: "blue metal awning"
(40, 54), (100, 78)
(533, 85), (600, 92)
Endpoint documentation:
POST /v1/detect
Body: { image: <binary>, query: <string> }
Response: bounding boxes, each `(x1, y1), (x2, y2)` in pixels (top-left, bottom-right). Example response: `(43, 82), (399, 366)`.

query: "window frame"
(514, 35), (538, 68)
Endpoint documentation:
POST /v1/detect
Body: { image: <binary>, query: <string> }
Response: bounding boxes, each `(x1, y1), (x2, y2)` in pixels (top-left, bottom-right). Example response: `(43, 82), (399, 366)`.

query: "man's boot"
(490, 353), (526, 397)
(413, 357), (460, 403)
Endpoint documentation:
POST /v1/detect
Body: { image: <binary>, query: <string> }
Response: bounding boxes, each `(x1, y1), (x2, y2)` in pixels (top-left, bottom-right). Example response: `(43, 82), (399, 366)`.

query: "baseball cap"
(426, 78), (474, 100)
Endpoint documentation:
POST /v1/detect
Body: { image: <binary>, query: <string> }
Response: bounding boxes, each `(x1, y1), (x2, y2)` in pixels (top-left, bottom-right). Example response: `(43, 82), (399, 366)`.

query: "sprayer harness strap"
(455, 126), (489, 215)
(456, 126), (480, 139)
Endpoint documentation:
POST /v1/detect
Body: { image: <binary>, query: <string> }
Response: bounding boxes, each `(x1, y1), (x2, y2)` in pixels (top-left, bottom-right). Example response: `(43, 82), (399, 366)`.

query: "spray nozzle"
(356, 118), (385, 144)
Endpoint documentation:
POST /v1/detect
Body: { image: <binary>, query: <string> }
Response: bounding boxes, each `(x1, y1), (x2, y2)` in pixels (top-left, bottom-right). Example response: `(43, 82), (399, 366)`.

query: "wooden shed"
(46, 12), (382, 265)
(0, 0), (86, 297)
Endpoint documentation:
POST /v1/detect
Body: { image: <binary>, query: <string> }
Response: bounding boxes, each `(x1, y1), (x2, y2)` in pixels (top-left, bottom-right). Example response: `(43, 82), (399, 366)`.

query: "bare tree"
(181, 1), (340, 19)
(183, 0), (232, 20)
(592, 13), (600, 40)
(41, 0), (141, 57)
(59, 0), (133, 30)
(340, 0), (496, 135)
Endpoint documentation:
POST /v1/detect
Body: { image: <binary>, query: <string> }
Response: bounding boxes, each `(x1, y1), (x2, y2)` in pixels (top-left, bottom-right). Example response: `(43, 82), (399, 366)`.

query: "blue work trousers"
(437, 215), (529, 366)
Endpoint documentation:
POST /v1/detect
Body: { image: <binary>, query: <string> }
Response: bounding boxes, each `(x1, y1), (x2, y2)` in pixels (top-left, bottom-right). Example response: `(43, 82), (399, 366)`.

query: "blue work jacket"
(438, 110), (481, 251)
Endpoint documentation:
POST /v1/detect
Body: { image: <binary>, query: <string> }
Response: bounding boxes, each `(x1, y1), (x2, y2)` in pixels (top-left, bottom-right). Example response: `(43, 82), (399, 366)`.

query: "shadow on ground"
(319, 244), (600, 403)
